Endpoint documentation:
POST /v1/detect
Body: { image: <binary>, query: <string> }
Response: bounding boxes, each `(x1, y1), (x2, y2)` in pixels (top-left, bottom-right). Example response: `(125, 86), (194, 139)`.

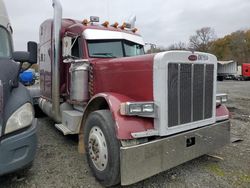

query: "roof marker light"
(111, 22), (119, 28)
(120, 22), (126, 30)
(82, 19), (89, 26)
(102, 21), (109, 27)
(132, 28), (138, 33)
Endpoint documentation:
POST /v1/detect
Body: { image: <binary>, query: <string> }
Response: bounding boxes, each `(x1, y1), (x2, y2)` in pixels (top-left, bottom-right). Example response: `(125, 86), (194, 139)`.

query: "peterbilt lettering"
(37, 0), (230, 186)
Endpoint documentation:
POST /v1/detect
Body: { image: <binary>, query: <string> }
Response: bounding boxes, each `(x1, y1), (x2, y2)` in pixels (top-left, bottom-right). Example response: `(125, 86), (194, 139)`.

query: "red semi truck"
(37, 0), (230, 186)
(242, 63), (250, 80)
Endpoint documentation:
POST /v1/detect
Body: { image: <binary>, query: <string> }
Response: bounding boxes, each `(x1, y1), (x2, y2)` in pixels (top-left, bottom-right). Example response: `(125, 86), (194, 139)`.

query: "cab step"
(55, 123), (78, 135)
(55, 110), (83, 135)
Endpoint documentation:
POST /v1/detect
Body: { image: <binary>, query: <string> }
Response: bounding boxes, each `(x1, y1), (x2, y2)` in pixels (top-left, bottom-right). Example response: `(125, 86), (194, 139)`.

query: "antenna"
(128, 15), (136, 28)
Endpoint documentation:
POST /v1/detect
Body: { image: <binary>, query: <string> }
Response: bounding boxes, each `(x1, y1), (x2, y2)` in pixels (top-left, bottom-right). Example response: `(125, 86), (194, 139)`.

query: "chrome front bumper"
(120, 120), (230, 185)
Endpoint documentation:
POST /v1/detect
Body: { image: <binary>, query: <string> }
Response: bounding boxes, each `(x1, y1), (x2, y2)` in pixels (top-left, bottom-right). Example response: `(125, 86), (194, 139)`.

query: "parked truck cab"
(38, 0), (230, 186)
(0, 0), (37, 176)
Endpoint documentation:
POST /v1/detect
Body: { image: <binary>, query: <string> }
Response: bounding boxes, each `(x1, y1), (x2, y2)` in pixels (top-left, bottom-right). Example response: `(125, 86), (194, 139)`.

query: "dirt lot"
(0, 81), (250, 188)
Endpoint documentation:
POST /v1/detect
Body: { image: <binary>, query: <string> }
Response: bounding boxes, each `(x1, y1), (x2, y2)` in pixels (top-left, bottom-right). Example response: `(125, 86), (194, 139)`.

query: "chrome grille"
(168, 63), (214, 127)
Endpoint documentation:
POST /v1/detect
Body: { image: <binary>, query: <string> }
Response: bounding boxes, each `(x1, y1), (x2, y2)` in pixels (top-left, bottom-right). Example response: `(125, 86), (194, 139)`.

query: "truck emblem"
(188, 54), (197, 61)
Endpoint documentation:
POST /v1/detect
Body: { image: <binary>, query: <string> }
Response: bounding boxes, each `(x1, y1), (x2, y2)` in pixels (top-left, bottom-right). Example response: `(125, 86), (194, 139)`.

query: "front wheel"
(84, 110), (120, 187)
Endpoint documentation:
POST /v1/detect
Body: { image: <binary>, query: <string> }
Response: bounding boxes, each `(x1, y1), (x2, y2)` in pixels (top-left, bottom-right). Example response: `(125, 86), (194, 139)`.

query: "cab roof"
(41, 18), (144, 45)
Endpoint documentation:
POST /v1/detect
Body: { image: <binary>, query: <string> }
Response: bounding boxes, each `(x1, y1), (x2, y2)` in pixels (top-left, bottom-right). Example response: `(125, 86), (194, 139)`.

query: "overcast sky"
(4, 0), (250, 50)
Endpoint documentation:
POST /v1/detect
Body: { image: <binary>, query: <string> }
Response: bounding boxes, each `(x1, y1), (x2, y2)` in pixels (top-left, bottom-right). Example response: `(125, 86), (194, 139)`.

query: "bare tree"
(167, 42), (187, 50)
(145, 43), (167, 54)
(189, 27), (216, 52)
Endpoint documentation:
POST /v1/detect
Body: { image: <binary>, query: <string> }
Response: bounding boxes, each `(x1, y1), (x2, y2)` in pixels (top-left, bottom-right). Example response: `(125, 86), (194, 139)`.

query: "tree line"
(147, 27), (250, 64)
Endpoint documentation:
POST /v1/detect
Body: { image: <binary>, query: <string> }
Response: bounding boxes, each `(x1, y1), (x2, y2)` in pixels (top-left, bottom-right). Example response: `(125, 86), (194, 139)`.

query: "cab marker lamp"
(111, 22), (119, 28)
(132, 28), (138, 33)
(120, 102), (156, 118)
(102, 21), (109, 27)
(120, 22), (126, 30)
(4, 103), (34, 134)
(82, 19), (89, 26)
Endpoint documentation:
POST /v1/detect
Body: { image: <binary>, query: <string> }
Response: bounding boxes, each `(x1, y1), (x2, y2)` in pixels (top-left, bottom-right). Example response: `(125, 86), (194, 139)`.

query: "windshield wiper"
(92, 53), (116, 58)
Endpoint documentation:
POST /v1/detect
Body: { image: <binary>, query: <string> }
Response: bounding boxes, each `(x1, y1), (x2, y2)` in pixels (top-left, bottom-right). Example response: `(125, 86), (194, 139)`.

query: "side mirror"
(27, 41), (38, 64)
(13, 51), (30, 63)
(62, 36), (72, 58)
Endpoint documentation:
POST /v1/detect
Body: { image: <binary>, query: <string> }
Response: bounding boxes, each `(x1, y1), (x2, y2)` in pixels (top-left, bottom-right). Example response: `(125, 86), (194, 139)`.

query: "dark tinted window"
(87, 39), (144, 58)
(88, 40), (123, 58)
(124, 40), (144, 57)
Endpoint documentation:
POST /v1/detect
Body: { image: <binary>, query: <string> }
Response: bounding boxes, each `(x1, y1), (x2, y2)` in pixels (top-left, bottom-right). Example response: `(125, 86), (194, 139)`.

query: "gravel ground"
(0, 81), (250, 188)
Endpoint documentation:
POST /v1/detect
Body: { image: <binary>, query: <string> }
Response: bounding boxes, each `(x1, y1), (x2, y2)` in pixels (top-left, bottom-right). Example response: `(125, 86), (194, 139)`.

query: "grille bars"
(168, 63), (214, 127)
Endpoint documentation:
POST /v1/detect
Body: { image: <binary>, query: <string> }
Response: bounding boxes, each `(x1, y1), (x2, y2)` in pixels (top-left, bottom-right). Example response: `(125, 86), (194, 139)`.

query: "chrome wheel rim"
(88, 126), (108, 171)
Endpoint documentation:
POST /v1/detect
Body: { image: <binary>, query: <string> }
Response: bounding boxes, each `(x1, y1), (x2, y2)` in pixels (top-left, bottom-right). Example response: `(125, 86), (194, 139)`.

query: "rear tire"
(84, 110), (120, 187)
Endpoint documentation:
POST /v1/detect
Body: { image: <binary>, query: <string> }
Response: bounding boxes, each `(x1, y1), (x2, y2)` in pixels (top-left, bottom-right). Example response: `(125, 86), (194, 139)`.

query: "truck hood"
(90, 54), (155, 101)
(0, 58), (20, 129)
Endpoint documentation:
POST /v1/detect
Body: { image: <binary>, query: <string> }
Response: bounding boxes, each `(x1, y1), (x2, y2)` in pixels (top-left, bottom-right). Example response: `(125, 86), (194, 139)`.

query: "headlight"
(120, 102), (156, 117)
(5, 103), (34, 134)
(216, 94), (228, 106)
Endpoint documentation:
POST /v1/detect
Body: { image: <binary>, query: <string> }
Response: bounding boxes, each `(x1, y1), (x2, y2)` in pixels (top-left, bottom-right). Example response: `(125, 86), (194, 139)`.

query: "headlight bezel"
(216, 94), (228, 106)
(4, 103), (34, 135)
(120, 102), (157, 118)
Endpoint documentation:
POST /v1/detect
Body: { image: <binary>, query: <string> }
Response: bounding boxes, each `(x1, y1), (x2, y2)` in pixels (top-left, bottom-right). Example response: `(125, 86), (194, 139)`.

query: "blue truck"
(0, 0), (37, 175)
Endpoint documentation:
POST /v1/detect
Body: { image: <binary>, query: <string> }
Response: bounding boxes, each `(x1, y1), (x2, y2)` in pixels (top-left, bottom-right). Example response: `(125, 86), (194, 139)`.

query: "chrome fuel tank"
(70, 63), (89, 102)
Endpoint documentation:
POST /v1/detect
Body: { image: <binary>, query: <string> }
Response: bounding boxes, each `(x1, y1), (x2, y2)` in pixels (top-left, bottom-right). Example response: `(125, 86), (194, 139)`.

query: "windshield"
(0, 27), (12, 58)
(87, 39), (144, 58)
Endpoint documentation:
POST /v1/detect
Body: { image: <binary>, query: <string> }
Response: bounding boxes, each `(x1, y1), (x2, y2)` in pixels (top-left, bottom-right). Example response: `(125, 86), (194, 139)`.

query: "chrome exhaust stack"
(51, 0), (62, 122)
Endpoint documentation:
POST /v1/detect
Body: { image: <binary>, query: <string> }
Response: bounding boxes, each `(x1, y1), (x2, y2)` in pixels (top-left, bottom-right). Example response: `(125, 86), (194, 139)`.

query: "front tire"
(84, 110), (120, 187)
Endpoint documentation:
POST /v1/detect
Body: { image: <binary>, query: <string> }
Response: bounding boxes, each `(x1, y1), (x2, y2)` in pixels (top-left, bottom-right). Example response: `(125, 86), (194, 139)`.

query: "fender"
(78, 92), (154, 153)
(216, 104), (230, 121)
(81, 92), (154, 139)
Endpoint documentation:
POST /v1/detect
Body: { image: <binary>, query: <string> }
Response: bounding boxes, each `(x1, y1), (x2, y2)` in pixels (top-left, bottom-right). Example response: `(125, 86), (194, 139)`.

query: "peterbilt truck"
(38, 0), (230, 186)
(0, 0), (37, 175)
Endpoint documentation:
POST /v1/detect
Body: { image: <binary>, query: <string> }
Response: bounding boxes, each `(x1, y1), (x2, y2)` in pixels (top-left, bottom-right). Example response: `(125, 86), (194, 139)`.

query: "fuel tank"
(70, 62), (89, 102)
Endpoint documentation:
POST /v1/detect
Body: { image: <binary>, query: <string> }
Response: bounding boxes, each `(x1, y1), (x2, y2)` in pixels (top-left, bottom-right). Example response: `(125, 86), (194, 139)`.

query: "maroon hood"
(90, 54), (155, 101)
